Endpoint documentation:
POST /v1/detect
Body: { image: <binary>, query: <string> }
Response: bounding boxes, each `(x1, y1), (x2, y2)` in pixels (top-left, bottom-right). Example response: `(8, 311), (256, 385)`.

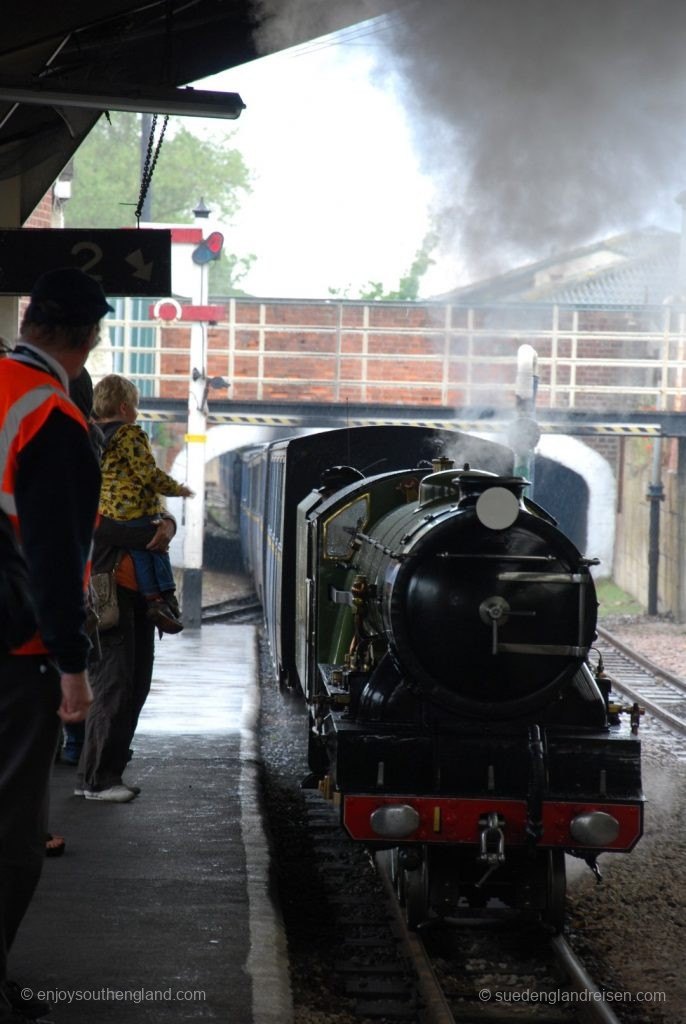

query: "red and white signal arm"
(153, 298), (183, 322)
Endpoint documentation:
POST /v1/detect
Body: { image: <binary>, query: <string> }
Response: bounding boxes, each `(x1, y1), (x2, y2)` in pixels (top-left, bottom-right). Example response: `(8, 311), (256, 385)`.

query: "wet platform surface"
(11, 624), (291, 1024)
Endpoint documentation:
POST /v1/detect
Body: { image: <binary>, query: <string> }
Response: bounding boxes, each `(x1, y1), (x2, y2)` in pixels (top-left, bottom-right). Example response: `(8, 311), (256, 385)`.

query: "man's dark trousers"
(0, 654), (61, 981)
(77, 587), (154, 791)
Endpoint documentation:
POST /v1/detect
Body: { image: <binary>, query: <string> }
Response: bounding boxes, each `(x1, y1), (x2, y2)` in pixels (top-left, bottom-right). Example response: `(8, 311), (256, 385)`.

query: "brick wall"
(23, 190), (56, 228)
(168, 299), (673, 414)
(157, 299), (672, 458)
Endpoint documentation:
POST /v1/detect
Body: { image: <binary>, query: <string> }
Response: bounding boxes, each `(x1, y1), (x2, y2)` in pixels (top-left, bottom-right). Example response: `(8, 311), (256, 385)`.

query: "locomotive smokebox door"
(371, 474), (598, 720)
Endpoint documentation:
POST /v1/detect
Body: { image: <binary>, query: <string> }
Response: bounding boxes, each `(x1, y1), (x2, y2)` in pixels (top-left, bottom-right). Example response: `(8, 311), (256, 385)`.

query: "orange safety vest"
(0, 358), (92, 656)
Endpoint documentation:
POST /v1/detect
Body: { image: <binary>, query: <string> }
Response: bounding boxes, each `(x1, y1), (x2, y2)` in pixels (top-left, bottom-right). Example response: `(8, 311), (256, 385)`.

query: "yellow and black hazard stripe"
(348, 417), (458, 429)
(136, 409), (663, 436)
(208, 414), (302, 426)
(136, 411), (304, 426)
(539, 423), (661, 436)
(137, 411), (177, 422)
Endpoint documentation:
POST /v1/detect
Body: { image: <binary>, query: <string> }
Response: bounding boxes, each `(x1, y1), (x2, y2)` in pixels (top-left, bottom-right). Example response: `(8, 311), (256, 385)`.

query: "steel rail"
(375, 848), (626, 1024)
(596, 626), (686, 736)
(550, 935), (622, 1024)
(374, 852), (456, 1024)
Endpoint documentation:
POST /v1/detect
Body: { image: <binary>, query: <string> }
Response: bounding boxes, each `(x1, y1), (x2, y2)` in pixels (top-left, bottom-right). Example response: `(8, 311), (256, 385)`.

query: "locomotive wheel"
(376, 848), (405, 904)
(393, 849), (408, 906)
(543, 849), (566, 933)
(403, 856), (429, 930)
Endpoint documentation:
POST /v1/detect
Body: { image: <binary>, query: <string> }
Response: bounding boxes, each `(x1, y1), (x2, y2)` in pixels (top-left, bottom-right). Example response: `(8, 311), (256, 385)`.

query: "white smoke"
(252, 0), (389, 52)
(251, 0), (686, 285)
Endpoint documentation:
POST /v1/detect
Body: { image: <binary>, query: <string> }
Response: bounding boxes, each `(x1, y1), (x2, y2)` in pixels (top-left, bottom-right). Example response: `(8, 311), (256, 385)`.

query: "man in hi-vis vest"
(0, 267), (110, 1023)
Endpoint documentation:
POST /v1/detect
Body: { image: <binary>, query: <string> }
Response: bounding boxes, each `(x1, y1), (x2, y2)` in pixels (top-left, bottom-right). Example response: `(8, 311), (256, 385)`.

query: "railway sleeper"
(337, 961), (407, 975)
(354, 999), (419, 1020)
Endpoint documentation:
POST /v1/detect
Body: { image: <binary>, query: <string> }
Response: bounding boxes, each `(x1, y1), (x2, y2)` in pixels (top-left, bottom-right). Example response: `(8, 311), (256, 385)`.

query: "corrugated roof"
(537, 248), (677, 305)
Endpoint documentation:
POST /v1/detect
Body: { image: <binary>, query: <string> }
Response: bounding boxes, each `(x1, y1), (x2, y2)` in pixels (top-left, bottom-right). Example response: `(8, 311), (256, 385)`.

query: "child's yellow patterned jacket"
(99, 422), (186, 520)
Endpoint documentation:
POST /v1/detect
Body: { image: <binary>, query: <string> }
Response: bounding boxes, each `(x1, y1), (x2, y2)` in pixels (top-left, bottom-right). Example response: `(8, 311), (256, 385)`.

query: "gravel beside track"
(565, 612), (686, 1024)
(600, 614), (686, 681)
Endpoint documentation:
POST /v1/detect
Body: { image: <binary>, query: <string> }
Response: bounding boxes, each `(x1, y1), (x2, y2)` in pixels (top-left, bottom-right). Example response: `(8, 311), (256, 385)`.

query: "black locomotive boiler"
(242, 427), (643, 930)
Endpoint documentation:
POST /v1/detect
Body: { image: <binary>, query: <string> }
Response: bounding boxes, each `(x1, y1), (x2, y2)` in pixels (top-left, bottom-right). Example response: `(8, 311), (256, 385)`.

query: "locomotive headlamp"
(370, 805), (420, 839)
(570, 811), (620, 846)
(476, 487), (520, 530)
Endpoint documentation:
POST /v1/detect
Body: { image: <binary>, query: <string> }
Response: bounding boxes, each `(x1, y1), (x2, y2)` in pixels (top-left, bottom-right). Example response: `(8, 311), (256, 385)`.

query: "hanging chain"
(135, 113), (169, 226)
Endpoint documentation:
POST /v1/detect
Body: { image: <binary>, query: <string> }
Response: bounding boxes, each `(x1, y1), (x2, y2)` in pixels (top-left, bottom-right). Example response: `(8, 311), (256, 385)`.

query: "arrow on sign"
(126, 249), (154, 280)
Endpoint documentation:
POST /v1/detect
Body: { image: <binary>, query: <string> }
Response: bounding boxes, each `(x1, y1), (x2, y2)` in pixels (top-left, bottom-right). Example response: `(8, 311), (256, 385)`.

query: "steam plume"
(253, 0), (686, 284)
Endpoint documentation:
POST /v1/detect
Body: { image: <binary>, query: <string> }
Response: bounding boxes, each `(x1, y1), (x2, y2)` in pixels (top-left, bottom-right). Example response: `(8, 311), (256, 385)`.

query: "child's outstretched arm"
(124, 424), (194, 497)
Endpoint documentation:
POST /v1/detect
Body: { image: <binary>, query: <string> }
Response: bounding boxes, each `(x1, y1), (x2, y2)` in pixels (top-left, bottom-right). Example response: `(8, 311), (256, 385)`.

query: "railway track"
(374, 850), (629, 1024)
(595, 626), (686, 758)
(301, 788), (628, 1024)
(200, 593), (262, 624)
(258, 634), (651, 1024)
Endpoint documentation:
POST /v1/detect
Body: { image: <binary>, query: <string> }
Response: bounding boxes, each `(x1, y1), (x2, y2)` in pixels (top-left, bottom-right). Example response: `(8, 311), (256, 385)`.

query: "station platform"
(10, 624), (292, 1024)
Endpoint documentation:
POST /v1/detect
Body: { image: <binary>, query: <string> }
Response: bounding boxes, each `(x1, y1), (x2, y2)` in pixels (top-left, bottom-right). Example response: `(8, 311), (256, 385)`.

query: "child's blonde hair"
(92, 374), (139, 420)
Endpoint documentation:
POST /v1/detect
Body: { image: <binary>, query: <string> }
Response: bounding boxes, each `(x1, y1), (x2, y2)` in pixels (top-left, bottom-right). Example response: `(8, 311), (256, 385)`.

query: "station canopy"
(0, 0), (384, 223)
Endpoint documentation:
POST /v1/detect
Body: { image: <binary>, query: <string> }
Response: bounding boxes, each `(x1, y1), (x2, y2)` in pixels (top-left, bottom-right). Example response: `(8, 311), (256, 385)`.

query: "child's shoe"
(146, 597), (183, 634)
(165, 591), (181, 618)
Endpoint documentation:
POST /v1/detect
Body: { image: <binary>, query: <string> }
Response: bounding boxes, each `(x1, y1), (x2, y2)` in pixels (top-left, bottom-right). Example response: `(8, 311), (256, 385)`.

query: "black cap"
(27, 267), (114, 326)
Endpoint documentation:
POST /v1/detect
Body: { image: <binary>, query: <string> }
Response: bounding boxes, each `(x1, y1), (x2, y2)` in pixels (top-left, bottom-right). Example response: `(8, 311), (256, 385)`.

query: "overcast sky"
(191, 4), (686, 302)
(193, 19), (454, 299)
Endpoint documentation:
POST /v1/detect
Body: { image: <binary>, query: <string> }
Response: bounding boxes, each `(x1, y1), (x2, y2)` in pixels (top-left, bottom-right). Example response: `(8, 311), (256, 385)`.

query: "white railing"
(100, 300), (686, 413)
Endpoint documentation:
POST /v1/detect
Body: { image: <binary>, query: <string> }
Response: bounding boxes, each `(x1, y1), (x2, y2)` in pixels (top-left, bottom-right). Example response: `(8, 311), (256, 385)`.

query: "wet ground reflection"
(136, 623), (256, 734)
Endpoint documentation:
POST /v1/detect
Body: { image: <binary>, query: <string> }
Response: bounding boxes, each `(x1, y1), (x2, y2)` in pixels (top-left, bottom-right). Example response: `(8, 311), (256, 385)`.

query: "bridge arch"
(166, 424), (613, 576)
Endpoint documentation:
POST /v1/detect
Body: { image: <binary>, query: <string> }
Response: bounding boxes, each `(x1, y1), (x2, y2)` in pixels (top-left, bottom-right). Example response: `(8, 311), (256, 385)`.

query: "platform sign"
(0, 228), (172, 296)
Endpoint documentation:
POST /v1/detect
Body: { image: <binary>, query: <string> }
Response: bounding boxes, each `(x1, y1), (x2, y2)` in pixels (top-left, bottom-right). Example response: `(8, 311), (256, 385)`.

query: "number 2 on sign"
(71, 241), (104, 280)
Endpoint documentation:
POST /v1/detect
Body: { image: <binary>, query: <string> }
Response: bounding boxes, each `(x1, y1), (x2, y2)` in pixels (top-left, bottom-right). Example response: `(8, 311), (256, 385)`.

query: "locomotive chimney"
(432, 457), (454, 473)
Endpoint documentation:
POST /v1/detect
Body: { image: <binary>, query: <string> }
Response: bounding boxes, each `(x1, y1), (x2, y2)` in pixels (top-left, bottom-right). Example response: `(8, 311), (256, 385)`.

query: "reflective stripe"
(0, 384), (60, 480)
(0, 369), (92, 658)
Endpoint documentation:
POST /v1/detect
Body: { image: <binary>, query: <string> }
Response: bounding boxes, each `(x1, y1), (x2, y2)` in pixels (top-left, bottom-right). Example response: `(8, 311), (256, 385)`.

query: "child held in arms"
(92, 373), (194, 633)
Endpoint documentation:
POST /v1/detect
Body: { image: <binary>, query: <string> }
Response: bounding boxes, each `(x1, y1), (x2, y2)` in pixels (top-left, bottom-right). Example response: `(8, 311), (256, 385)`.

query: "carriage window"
(323, 495), (369, 560)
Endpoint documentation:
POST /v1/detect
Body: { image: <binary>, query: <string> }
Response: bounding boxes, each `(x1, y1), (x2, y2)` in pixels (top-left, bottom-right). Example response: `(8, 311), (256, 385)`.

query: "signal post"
(152, 218), (224, 628)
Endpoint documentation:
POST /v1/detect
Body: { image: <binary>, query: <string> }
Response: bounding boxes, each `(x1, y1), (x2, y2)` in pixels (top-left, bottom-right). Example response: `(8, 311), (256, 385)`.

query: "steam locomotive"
(238, 425), (643, 930)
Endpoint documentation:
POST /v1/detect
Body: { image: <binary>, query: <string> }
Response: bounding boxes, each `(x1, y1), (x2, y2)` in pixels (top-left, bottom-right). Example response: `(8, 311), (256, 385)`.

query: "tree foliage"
(329, 231), (439, 301)
(65, 112), (255, 292)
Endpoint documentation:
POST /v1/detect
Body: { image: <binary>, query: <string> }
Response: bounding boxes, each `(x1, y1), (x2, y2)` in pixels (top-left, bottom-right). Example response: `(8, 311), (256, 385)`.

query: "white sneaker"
(76, 783), (139, 797)
(84, 785), (136, 803)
